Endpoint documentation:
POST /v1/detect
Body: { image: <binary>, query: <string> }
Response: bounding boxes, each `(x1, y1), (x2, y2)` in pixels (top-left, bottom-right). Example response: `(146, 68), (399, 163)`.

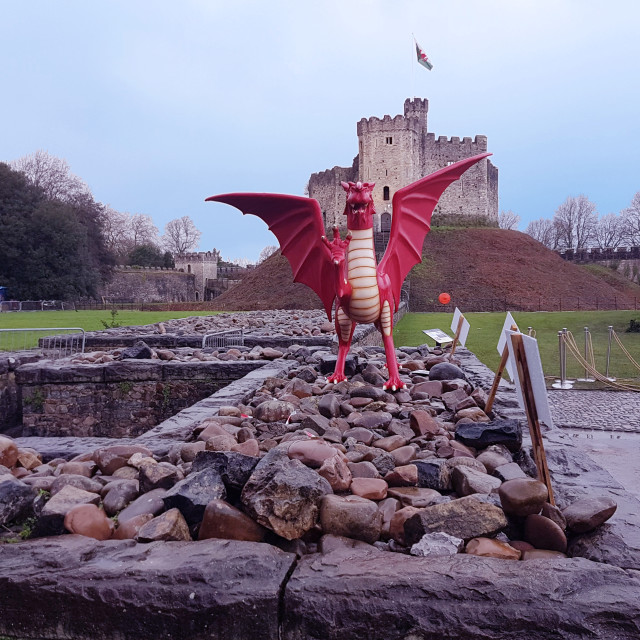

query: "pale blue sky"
(2, 1), (639, 260)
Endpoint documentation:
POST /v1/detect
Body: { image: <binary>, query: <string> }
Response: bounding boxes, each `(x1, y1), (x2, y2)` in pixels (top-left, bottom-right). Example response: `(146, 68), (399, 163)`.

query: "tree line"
(0, 151), (203, 299)
(499, 192), (640, 251)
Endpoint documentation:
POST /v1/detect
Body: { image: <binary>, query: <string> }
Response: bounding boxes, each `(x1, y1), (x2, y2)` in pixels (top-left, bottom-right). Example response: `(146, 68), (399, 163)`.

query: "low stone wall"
(0, 353), (41, 433)
(17, 360), (267, 439)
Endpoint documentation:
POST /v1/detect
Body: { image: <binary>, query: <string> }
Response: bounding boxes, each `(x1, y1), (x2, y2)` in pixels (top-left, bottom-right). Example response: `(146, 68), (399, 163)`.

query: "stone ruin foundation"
(0, 309), (639, 640)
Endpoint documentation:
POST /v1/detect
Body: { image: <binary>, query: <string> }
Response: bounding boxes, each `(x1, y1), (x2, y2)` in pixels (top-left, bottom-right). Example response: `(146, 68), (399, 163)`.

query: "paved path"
(546, 389), (640, 498)
(547, 389), (640, 432)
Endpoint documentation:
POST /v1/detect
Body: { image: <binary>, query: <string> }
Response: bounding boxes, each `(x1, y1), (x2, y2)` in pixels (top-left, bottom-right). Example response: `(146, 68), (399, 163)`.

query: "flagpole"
(411, 34), (415, 98)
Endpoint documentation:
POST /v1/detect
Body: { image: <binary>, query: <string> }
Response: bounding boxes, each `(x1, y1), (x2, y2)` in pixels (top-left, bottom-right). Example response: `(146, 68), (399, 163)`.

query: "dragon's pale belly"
(346, 228), (380, 324)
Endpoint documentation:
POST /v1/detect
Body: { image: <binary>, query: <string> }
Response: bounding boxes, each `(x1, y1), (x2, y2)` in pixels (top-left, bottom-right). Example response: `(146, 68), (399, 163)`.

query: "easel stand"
(511, 333), (555, 505)
(449, 316), (464, 357)
(485, 324), (519, 415)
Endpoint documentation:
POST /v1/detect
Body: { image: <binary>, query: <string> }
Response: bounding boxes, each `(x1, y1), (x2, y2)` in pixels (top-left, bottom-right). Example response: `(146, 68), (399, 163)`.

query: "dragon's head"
(341, 181), (376, 230)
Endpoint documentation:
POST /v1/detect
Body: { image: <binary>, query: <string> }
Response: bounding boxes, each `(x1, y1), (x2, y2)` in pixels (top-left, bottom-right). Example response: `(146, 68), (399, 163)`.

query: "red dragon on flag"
(416, 41), (433, 70)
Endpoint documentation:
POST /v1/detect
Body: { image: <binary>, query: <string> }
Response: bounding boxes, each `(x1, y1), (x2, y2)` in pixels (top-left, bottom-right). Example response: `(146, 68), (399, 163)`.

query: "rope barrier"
(561, 331), (640, 392)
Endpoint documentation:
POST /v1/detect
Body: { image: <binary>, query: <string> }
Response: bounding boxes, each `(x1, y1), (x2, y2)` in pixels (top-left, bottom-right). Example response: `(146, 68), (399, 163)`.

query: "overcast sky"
(2, 0), (639, 261)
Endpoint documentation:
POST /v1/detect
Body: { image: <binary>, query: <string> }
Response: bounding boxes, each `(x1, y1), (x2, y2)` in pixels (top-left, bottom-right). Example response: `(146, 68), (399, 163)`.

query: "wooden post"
(485, 324), (518, 415)
(449, 315), (465, 357)
(511, 333), (555, 505)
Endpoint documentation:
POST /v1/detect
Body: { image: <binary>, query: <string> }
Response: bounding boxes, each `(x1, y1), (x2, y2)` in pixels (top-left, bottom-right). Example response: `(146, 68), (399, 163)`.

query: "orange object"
(438, 293), (451, 304)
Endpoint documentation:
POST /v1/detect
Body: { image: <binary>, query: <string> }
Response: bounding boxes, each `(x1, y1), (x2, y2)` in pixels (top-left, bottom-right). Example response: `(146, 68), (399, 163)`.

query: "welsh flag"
(416, 41), (433, 70)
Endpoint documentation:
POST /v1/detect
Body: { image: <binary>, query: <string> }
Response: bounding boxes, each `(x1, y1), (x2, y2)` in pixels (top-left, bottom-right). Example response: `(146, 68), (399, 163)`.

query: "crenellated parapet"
(309, 97), (498, 227)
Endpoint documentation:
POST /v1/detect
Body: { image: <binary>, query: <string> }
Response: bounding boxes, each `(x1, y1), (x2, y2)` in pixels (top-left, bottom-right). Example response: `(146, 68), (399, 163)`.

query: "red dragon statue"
(207, 152), (489, 390)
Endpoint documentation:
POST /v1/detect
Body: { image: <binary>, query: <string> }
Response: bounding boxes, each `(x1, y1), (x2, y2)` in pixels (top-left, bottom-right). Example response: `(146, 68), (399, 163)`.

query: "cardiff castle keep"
(308, 98), (498, 232)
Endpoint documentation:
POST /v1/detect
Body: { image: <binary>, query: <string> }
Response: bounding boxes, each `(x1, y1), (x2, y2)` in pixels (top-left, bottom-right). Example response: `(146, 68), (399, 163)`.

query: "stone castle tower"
(173, 251), (219, 301)
(308, 98), (498, 232)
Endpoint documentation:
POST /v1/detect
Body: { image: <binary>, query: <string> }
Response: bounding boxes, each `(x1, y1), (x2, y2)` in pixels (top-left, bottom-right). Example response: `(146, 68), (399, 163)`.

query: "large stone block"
(0, 536), (296, 640)
(282, 551), (640, 640)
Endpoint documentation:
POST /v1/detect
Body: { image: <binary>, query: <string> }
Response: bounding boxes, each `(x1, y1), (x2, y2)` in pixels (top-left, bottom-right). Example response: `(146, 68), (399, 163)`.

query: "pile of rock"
(67, 342), (292, 366)
(0, 343), (616, 561)
(92, 309), (336, 340)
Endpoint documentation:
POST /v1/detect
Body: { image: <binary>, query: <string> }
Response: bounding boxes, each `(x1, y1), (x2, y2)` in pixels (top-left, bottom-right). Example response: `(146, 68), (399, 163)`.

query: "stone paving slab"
(547, 389), (640, 432)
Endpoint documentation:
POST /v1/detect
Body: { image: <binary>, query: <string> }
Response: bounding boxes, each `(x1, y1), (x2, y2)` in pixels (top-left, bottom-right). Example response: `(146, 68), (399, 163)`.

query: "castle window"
(187, 264), (191, 273)
(383, 186), (390, 201)
(386, 137), (393, 144)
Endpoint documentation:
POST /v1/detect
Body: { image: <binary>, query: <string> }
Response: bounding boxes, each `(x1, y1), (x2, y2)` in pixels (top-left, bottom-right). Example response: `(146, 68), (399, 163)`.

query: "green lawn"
(0, 309), (222, 331)
(394, 311), (640, 382)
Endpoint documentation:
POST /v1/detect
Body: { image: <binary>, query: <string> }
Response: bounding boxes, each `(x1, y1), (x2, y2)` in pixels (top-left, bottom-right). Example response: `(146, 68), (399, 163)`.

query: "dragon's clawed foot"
(383, 375), (406, 392)
(326, 372), (348, 384)
(322, 227), (352, 264)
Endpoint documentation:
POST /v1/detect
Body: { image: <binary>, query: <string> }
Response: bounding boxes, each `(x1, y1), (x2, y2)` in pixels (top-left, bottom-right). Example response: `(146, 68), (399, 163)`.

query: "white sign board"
(450, 307), (470, 347)
(505, 330), (554, 429)
(422, 329), (453, 345)
(498, 312), (519, 380)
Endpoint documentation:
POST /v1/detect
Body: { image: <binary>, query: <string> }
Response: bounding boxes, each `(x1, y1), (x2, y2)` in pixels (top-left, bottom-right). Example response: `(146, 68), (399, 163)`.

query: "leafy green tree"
(0, 162), (112, 299)
(128, 243), (167, 267)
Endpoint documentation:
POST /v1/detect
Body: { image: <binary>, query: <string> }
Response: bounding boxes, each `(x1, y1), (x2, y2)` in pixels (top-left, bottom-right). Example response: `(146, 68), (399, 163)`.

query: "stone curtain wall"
(17, 360), (266, 438)
(307, 162), (358, 230)
(101, 268), (196, 303)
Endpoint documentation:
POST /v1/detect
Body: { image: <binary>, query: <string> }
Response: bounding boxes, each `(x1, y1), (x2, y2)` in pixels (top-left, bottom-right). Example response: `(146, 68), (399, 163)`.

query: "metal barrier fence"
(0, 300), (73, 312)
(202, 329), (245, 349)
(425, 296), (640, 312)
(0, 328), (86, 359)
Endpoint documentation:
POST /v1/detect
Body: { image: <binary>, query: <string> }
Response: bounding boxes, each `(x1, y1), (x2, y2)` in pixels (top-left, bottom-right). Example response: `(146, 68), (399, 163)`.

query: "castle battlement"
(176, 251), (219, 263)
(308, 98), (498, 230)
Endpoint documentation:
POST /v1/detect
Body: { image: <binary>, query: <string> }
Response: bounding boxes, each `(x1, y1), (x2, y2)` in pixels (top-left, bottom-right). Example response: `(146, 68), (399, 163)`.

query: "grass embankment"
(394, 311), (640, 382)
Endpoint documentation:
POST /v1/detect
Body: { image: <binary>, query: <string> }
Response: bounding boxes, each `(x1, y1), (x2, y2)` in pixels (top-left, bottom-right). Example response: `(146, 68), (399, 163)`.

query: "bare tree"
(593, 212), (625, 249)
(100, 206), (131, 258)
(553, 195), (597, 250)
(258, 245), (278, 263)
(498, 209), (520, 230)
(622, 192), (640, 245)
(162, 216), (202, 256)
(524, 217), (559, 249)
(11, 150), (91, 203)
(128, 213), (159, 248)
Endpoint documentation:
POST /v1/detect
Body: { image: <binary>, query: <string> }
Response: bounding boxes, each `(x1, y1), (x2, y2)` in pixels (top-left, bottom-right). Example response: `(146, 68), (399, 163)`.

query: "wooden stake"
(511, 333), (555, 505)
(485, 324), (519, 415)
(449, 315), (465, 357)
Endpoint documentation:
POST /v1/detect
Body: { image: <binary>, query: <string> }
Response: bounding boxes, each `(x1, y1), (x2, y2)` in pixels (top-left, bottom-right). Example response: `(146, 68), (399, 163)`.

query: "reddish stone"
(523, 514), (567, 553)
(377, 497), (401, 540)
(318, 452), (352, 492)
(231, 439), (260, 457)
(465, 537), (521, 560)
(112, 513), (154, 540)
(373, 435), (408, 452)
(389, 506), (421, 545)
(391, 445), (417, 466)
(319, 494), (382, 544)
(347, 461), (380, 479)
(288, 439), (338, 468)
(197, 422), (232, 441)
(16, 448), (41, 470)
(384, 465), (418, 487)
(409, 411), (440, 437)
(499, 478), (549, 517)
(350, 477), (388, 500)
(64, 504), (114, 540)
(386, 487), (441, 508)
(59, 461), (94, 477)
(199, 499), (266, 542)
(0, 436), (18, 469)
(92, 445), (153, 476)
(137, 508), (192, 542)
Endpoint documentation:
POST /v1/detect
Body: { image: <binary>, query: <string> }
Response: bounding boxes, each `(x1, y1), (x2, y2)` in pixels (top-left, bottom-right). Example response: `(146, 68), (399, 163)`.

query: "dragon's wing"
(206, 193), (335, 319)
(378, 153), (491, 311)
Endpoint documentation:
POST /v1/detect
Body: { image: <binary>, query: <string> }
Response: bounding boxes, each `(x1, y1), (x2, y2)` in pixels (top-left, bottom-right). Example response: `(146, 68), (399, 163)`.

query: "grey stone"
(0, 474), (34, 525)
(241, 448), (332, 540)
(0, 536), (295, 640)
(34, 484), (100, 536)
(283, 551), (640, 640)
(317, 394), (341, 419)
(455, 419), (522, 452)
(102, 480), (140, 517)
(320, 355), (357, 377)
(404, 496), (508, 545)
(410, 531), (464, 557)
(191, 451), (259, 492)
(118, 340), (153, 360)
(429, 362), (466, 381)
(414, 459), (452, 491)
(162, 466), (227, 525)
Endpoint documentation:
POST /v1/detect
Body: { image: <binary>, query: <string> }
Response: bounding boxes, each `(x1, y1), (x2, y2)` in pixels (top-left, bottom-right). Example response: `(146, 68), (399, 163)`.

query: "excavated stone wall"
(17, 360), (266, 438)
